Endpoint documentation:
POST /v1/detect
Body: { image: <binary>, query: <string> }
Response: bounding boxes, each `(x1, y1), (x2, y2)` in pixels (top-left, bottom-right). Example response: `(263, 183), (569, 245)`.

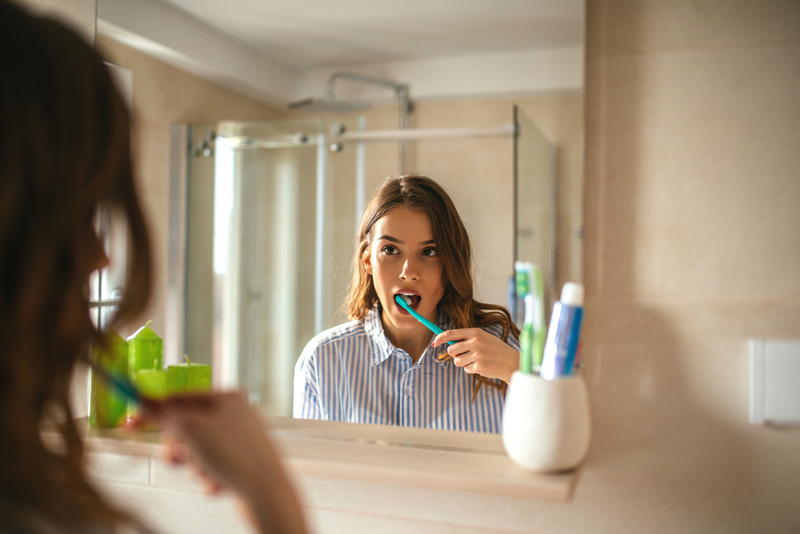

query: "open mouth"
(394, 292), (421, 314)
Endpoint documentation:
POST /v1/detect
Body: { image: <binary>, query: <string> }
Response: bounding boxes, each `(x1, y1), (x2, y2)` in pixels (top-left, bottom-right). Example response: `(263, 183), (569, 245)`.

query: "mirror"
(169, 100), (580, 427)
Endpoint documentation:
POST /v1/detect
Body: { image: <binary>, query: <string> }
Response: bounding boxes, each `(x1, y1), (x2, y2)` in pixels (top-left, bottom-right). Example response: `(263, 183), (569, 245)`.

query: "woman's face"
(60, 221), (109, 335)
(363, 206), (445, 329)
(86, 228), (110, 275)
(84, 207), (110, 277)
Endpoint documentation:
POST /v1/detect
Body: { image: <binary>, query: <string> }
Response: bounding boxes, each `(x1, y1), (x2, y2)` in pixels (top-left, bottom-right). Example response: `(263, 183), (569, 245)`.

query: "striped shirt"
(293, 304), (519, 433)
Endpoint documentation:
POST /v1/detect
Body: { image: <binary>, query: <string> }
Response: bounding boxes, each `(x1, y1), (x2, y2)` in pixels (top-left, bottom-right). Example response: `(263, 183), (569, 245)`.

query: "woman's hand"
(140, 392), (307, 534)
(432, 328), (519, 384)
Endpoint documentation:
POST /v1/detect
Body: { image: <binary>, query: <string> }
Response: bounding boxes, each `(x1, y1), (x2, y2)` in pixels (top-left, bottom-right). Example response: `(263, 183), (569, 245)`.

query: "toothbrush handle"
(395, 295), (455, 346)
(88, 360), (142, 404)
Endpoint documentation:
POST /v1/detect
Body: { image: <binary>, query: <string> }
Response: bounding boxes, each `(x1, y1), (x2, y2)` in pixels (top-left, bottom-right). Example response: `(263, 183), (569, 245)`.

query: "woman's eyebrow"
(377, 235), (402, 244)
(377, 236), (435, 246)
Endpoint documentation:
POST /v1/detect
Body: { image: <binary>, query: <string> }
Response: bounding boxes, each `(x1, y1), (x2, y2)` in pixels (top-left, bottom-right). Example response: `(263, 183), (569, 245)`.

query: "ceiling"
(97, 0), (585, 105)
(159, 0), (585, 70)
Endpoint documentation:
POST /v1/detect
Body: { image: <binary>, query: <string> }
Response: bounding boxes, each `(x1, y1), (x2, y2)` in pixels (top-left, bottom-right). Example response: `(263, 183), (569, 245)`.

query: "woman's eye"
(381, 245), (399, 255)
(422, 247), (438, 257)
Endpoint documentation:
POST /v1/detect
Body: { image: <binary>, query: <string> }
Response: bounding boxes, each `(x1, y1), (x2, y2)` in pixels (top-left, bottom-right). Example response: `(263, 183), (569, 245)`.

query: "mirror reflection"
(176, 98), (579, 432)
(294, 175), (521, 432)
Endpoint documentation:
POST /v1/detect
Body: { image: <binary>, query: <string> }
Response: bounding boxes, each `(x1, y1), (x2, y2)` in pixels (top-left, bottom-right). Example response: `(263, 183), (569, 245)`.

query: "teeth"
(398, 293), (422, 306)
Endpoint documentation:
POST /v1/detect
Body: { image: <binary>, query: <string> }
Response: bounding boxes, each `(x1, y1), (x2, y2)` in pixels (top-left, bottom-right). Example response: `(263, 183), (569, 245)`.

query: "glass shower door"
(514, 105), (557, 314)
(184, 118), (324, 416)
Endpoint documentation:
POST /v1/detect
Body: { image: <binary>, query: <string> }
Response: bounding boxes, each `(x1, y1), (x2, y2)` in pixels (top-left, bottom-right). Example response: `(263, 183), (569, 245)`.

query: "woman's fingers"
(165, 438), (225, 495)
(450, 339), (482, 373)
(433, 328), (478, 347)
(447, 340), (473, 358)
(193, 463), (225, 495)
(439, 328), (519, 383)
(454, 356), (479, 374)
(167, 440), (192, 465)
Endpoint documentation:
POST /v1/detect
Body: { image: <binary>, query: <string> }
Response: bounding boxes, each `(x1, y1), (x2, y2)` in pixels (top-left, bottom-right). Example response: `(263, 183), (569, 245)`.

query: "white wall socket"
(749, 339), (800, 426)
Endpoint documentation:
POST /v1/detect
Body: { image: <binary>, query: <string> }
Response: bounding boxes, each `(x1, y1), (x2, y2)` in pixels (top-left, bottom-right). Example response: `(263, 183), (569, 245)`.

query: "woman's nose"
(399, 257), (420, 281)
(88, 231), (110, 273)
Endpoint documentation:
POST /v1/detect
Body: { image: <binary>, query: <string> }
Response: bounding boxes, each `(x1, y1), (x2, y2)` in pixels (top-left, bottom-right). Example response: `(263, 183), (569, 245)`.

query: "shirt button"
(404, 386), (413, 397)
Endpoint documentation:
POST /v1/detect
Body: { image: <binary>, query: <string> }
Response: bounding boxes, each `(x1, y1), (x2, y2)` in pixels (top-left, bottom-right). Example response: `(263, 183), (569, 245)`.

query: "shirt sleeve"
(293, 343), (322, 419)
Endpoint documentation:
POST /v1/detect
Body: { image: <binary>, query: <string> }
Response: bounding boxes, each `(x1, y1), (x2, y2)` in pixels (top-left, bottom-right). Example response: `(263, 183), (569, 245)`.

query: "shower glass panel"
(514, 105), (557, 315)
(184, 118), (324, 415)
(325, 138), (403, 325)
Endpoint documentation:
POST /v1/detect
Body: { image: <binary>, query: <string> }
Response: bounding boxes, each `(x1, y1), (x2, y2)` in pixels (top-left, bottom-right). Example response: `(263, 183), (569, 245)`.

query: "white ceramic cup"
(502, 371), (591, 472)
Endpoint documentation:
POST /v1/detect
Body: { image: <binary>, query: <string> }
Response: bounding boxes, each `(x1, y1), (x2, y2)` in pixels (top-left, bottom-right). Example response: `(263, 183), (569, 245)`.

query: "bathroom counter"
(45, 416), (581, 503)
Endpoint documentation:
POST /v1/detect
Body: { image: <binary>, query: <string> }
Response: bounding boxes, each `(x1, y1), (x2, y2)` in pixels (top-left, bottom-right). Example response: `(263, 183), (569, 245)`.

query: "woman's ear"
(362, 249), (373, 275)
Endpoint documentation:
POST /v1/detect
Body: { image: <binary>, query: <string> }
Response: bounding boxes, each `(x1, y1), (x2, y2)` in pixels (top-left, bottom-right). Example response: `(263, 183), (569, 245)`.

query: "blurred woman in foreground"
(0, 2), (306, 532)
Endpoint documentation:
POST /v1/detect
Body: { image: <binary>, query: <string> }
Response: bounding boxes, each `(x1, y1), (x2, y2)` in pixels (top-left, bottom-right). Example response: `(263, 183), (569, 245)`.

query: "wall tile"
(86, 453), (150, 485)
(588, 0), (800, 58)
(150, 459), (207, 493)
(581, 1), (800, 531)
(307, 507), (530, 534)
(586, 43), (800, 299)
(96, 482), (254, 534)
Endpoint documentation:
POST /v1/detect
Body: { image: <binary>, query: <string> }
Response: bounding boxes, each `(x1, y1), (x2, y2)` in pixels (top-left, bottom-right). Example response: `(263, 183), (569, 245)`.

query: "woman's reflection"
(293, 174), (520, 432)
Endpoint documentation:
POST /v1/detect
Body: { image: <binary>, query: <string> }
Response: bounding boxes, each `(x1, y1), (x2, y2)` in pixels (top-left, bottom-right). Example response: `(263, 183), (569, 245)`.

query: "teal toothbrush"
(87, 360), (142, 405)
(394, 295), (455, 346)
(514, 262), (546, 374)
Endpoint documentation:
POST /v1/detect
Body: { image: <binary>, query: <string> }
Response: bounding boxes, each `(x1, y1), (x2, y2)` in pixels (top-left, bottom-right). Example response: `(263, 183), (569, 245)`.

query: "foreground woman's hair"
(0, 1), (152, 529)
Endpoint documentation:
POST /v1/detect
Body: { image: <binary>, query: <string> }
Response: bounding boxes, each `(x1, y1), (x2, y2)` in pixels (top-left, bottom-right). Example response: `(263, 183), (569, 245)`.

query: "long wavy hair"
(0, 1), (152, 530)
(346, 174), (519, 398)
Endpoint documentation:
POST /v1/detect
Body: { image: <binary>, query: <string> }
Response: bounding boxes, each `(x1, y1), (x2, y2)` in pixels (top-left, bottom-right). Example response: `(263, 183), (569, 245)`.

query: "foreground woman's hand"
(141, 392), (308, 534)
(432, 328), (519, 384)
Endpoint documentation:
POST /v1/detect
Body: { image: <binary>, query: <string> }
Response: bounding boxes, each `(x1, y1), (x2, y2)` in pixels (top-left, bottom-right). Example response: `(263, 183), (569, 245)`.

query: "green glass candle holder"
(130, 364), (183, 431)
(127, 320), (163, 376)
(132, 367), (184, 399)
(168, 355), (211, 393)
(127, 320), (163, 418)
(88, 331), (128, 428)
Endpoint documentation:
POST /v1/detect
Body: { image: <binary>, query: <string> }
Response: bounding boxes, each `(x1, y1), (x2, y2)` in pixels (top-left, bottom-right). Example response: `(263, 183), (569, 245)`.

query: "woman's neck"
(380, 310), (435, 364)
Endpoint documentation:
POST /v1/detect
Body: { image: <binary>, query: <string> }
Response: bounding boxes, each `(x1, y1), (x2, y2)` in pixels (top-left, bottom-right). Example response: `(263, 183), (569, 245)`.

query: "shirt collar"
(429, 307), (456, 368)
(364, 303), (394, 366)
(363, 303), (456, 368)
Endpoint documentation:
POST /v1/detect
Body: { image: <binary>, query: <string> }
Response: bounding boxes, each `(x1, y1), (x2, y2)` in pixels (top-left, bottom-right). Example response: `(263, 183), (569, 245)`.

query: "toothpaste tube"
(540, 282), (584, 379)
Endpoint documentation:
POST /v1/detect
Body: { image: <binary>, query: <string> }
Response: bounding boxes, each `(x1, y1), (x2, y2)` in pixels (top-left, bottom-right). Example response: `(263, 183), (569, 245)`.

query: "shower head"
(288, 97), (372, 114)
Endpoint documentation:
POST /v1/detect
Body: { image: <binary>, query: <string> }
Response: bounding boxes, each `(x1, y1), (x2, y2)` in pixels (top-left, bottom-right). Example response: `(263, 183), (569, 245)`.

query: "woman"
(0, 2), (306, 532)
(294, 174), (520, 433)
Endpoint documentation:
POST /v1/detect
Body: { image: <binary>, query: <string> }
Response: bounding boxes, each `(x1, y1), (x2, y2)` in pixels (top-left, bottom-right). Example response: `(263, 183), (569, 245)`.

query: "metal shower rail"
(331, 123), (516, 143)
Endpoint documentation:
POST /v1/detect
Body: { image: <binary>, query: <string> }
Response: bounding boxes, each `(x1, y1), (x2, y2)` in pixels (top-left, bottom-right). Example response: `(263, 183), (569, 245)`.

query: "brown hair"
(346, 174), (519, 397)
(0, 1), (152, 530)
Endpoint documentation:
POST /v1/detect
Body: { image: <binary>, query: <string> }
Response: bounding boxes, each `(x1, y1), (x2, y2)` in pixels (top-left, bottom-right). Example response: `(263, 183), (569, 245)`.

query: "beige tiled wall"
(95, 37), (286, 339)
(578, 0), (800, 532)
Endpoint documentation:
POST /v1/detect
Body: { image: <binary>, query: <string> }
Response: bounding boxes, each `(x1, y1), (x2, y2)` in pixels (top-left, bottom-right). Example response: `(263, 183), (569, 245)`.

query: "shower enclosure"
(166, 106), (555, 416)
